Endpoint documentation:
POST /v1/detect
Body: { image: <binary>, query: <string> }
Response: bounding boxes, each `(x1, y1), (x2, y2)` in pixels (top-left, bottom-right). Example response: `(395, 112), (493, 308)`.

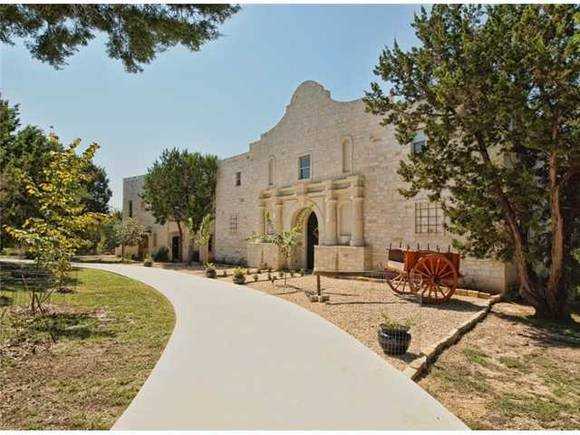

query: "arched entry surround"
(291, 203), (324, 270)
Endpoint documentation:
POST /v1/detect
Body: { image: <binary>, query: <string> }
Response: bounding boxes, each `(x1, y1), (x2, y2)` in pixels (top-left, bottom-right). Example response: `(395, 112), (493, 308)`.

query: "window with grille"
(229, 214), (238, 234)
(298, 155), (310, 180)
(412, 132), (426, 155)
(415, 202), (443, 234)
(235, 171), (241, 186)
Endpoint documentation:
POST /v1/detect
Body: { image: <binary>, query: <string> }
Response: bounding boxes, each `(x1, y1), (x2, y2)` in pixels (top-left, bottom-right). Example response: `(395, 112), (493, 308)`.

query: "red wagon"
(384, 244), (462, 304)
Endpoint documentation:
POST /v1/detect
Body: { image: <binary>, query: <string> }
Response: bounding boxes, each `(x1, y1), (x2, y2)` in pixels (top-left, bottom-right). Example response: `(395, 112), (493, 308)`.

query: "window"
(268, 157), (275, 186)
(128, 200), (133, 218)
(412, 132), (426, 154)
(415, 201), (443, 234)
(229, 213), (238, 234)
(298, 155), (311, 180)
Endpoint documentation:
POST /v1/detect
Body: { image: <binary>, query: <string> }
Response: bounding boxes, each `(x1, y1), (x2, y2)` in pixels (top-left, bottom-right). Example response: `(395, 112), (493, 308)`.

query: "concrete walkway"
(79, 263), (466, 430)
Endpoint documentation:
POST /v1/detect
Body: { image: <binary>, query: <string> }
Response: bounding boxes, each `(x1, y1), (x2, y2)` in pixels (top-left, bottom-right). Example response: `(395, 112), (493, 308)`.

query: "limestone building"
(121, 81), (516, 293)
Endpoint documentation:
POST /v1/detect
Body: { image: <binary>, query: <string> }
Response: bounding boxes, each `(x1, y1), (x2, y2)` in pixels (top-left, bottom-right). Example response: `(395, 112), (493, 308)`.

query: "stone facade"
(121, 81), (517, 293)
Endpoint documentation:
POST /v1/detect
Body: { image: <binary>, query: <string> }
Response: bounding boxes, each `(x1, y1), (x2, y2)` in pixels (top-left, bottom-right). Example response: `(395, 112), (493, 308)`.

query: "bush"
(152, 247), (169, 262)
(143, 257), (153, 267)
(233, 267), (246, 284)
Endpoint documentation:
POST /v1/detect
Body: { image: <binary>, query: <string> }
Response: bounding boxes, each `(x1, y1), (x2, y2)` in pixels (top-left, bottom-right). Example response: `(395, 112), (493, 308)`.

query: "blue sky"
(2, 5), (422, 210)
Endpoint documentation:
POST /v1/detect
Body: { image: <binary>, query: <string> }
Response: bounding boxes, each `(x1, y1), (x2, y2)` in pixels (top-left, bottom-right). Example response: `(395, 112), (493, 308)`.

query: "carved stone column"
(325, 198), (337, 245)
(350, 196), (364, 246)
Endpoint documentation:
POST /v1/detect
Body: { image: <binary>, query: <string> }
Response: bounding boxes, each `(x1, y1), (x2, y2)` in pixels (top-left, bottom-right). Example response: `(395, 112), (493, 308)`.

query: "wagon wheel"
(409, 254), (458, 304)
(384, 269), (414, 296)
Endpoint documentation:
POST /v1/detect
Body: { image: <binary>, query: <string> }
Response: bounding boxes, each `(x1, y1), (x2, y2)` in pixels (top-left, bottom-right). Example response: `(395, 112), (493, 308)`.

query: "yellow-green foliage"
(6, 135), (104, 288)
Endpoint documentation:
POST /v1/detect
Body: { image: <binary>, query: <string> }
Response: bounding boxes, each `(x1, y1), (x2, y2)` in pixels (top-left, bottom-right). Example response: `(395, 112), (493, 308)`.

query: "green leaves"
(365, 5), (579, 317)
(142, 148), (218, 237)
(5, 136), (104, 288)
(0, 4), (240, 72)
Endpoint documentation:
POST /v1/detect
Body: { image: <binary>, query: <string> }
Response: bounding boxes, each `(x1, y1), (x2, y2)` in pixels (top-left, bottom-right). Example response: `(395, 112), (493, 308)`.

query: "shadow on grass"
(29, 312), (115, 341)
(492, 310), (580, 348)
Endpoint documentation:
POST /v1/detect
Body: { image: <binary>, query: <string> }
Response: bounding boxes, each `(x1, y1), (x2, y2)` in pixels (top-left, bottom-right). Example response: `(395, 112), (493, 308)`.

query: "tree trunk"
(544, 150), (570, 322)
(475, 136), (569, 321)
(176, 220), (184, 262)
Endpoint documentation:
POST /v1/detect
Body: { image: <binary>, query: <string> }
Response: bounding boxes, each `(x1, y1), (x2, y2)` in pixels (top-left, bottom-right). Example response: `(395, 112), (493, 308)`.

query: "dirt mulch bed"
(246, 274), (488, 370)
(418, 302), (580, 430)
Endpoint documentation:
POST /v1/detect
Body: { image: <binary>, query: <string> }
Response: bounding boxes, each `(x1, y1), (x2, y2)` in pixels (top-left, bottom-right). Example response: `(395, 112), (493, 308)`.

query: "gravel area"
(247, 275), (488, 370)
(162, 263), (490, 371)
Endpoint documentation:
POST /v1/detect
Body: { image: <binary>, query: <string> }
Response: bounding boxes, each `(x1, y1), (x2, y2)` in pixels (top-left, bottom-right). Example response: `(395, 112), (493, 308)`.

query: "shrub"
(233, 267), (246, 284)
(380, 313), (416, 332)
(143, 257), (153, 267)
(152, 247), (169, 262)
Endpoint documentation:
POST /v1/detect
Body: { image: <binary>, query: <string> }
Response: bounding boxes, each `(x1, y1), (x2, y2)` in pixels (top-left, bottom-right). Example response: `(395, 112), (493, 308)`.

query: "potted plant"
(233, 267), (246, 285)
(143, 256), (153, 267)
(377, 313), (414, 355)
(204, 262), (217, 278)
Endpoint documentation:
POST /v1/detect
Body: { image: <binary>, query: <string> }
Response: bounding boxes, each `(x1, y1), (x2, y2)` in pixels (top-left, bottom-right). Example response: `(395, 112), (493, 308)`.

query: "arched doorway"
(306, 212), (319, 270)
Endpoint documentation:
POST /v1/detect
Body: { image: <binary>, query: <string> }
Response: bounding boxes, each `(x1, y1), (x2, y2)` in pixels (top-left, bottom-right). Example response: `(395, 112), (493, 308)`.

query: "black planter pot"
(206, 269), (217, 279)
(377, 326), (411, 355)
(233, 276), (246, 285)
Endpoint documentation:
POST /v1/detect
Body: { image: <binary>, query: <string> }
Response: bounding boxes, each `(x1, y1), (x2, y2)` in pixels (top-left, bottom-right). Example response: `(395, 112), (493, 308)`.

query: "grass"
(419, 302), (580, 430)
(0, 266), (175, 429)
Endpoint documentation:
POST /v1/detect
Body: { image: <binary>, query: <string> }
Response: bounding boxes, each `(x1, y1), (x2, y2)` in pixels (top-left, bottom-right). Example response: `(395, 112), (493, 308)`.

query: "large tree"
(0, 4), (240, 73)
(142, 148), (218, 261)
(365, 5), (579, 321)
(0, 99), (112, 247)
(82, 163), (112, 214)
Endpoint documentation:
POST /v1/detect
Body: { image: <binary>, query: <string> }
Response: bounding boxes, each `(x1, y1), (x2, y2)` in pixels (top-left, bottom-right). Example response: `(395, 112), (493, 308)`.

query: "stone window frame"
(235, 171), (241, 186)
(298, 154), (311, 180)
(414, 201), (443, 234)
(229, 213), (238, 234)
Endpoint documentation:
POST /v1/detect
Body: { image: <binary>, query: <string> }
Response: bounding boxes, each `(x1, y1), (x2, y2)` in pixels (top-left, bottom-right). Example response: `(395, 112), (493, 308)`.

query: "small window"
(128, 200), (133, 218)
(229, 213), (238, 234)
(412, 132), (426, 154)
(298, 155), (311, 180)
(415, 201), (443, 234)
(235, 171), (241, 186)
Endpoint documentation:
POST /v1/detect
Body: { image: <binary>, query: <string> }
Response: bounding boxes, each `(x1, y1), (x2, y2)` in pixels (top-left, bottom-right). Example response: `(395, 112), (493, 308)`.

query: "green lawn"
(0, 266), (175, 429)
